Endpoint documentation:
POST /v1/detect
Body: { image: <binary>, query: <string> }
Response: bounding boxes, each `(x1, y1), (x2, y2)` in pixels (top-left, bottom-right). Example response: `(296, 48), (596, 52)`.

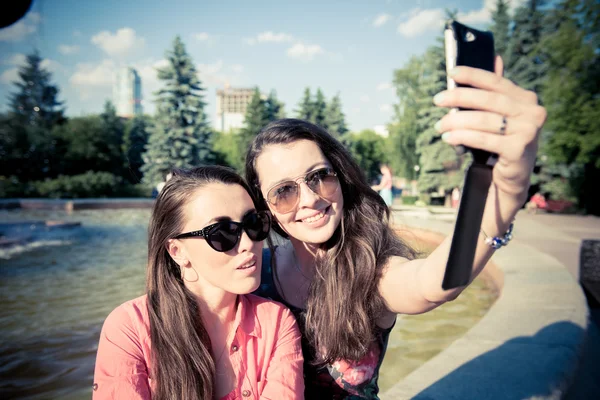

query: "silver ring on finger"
(499, 115), (507, 135)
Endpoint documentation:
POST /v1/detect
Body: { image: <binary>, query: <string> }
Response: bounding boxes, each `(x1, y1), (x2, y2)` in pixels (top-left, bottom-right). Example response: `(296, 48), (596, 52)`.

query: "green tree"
(312, 88), (328, 129)
(212, 129), (243, 172)
(52, 116), (119, 175)
(265, 90), (285, 121)
(141, 36), (213, 185)
(490, 0), (511, 60)
(539, 0), (600, 215)
(415, 43), (463, 195)
(100, 100), (126, 176)
(123, 114), (151, 183)
(4, 51), (66, 181)
(325, 93), (348, 140)
(238, 88), (270, 167)
(10, 50), (65, 128)
(506, 0), (547, 93)
(389, 55), (424, 180)
(296, 87), (314, 121)
(346, 129), (388, 183)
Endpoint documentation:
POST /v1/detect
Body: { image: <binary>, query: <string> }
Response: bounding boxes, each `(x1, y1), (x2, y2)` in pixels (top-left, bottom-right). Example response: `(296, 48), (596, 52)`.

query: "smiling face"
(255, 139), (344, 246)
(167, 182), (263, 296)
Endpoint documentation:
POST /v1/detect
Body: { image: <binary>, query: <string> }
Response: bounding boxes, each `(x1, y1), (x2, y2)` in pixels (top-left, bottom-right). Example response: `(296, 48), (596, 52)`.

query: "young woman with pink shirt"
(93, 166), (303, 400)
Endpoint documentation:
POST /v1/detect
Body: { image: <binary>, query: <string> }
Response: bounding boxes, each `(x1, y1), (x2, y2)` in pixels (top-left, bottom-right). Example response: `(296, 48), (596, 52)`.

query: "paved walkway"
(382, 206), (599, 400)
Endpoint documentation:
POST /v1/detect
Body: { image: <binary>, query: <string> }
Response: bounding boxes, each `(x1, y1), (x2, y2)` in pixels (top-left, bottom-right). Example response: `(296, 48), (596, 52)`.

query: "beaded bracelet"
(481, 222), (514, 250)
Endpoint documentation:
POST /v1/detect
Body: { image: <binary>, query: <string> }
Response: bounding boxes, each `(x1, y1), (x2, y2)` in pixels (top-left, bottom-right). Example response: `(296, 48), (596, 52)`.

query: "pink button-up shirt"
(93, 294), (304, 399)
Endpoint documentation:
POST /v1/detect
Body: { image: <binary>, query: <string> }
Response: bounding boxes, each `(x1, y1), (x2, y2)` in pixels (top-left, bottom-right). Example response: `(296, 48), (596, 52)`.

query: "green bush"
(0, 176), (29, 198)
(401, 195), (419, 205)
(31, 171), (124, 198)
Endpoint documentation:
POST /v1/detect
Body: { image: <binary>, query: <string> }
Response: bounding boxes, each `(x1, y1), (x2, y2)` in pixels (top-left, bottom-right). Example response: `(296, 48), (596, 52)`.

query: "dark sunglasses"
(265, 167), (339, 214)
(174, 211), (271, 252)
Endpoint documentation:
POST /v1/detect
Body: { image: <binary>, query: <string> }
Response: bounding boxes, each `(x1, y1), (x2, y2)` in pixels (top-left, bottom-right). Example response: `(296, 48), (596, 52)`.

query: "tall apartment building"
(113, 67), (142, 118)
(215, 86), (254, 132)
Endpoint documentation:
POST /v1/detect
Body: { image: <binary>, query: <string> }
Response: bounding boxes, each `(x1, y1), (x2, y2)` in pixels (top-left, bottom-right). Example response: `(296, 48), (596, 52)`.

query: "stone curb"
(382, 216), (589, 400)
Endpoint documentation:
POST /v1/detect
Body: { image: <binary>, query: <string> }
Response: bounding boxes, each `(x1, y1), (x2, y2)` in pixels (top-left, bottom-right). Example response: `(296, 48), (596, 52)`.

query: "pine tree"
(239, 88), (270, 162)
(325, 93), (348, 140)
(506, 0), (547, 93)
(141, 36), (213, 185)
(490, 0), (511, 61)
(265, 90), (285, 121)
(296, 87), (314, 121)
(5, 50), (66, 181)
(312, 88), (328, 129)
(415, 44), (463, 196)
(123, 114), (150, 183)
(539, 0), (600, 215)
(10, 50), (65, 128)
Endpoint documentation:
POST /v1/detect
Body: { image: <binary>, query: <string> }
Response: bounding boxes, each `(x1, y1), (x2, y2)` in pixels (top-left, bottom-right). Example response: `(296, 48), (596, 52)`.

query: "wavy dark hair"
(245, 118), (416, 363)
(146, 165), (258, 400)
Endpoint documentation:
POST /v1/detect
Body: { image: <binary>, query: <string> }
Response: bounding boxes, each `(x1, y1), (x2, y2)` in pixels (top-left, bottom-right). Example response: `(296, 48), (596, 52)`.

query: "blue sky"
(0, 0), (525, 132)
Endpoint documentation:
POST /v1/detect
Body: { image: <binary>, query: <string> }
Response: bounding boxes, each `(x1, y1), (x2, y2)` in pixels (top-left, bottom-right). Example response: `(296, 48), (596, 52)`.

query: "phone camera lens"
(464, 31), (476, 42)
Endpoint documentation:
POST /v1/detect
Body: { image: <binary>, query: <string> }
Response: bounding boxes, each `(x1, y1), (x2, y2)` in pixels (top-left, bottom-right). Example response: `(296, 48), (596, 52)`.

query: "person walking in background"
(371, 164), (394, 207)
(526, 191), (547, 214)
(451, 187), (461, 209)
(93, 166), (303, 400)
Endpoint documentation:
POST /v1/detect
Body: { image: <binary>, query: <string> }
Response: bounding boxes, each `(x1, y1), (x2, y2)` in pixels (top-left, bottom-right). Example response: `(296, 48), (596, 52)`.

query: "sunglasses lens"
(206, 222), (240, 252)
(244, 212), (271, 241)
(268, 184), (299, 214)
(307, 168), (339, 198)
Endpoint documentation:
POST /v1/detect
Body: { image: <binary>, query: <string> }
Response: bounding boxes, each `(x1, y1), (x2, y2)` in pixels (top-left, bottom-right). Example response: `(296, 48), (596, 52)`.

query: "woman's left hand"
(434, 56), (547, 205)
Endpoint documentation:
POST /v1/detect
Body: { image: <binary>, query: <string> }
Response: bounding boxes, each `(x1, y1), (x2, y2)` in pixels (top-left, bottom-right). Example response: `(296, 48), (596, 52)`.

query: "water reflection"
(0, 209), (149, 400)
(0, 209), (497, 399)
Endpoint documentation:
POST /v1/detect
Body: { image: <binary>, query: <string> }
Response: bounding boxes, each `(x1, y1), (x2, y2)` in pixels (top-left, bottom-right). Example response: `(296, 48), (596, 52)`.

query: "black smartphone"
(442, 20), (497, 290)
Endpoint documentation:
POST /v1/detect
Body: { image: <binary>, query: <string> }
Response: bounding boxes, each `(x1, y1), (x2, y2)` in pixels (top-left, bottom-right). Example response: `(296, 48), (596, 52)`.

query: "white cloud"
(27, 12), (41, 24)
(258, 31), (293, 43)
(377, 82), (392, 91)
(373, 13), (392, 27)
(380, 104), (392, 113)
(4, 53), (26, 66)
(230, 64), (244, 73)
(459, 8), (490, 24)
(193, 32), (211, 41)
(1, 54), (62, 84)
(91, 28), (145, 57)
(460, 0), (529, 25)
(286, 43), (325, 62)
(360, 95), (370, 103)
(244, 31), (294, 45)
(40, 59), (62, 74)
(0, 68), (19, 84)
(0, 12), (41, 42)
(397, 8), (444, 37)
(70, 59), (115, 87)
(374, 125), (389, 137)
(196, 60), (244, 87)
(58, 45), (80, 55)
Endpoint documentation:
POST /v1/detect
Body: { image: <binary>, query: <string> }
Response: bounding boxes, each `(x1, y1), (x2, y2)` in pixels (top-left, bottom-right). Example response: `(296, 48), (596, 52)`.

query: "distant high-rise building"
(215, 85), (254, 132)
(113, 67), (142, 118)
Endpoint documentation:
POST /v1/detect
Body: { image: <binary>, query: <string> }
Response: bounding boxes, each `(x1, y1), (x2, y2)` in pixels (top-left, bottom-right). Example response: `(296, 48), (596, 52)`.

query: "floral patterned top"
(253, 248), (395, 399)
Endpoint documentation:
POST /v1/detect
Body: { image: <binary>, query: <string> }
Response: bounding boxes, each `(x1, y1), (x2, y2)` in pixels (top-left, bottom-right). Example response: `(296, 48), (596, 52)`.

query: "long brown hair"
(245, 119), (416, 363)
(146, 165), (256, 399)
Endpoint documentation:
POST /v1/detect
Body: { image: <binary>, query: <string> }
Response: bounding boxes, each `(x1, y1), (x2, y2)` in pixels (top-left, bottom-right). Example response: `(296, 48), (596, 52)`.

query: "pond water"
(0, 209), (497, 399)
